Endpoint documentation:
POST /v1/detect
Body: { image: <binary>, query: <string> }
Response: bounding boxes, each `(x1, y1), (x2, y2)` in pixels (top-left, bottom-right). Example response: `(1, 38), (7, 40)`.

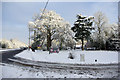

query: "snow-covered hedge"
(0, 39), (28, 49)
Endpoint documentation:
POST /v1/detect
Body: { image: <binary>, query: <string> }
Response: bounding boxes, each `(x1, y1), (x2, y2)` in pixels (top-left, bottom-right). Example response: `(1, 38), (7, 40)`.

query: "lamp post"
(28, 27), (30, 50)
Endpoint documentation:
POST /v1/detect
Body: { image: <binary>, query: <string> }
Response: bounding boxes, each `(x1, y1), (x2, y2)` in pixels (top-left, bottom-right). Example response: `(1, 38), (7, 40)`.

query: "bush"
(68, 52), (74, 59)
(1, 43), (7, 48)
(31, 40), (40, 50)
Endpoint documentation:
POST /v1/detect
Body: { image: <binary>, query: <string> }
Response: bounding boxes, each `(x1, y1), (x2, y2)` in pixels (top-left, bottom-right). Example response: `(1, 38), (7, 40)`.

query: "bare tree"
(28, 10), (75, 50)
(93, 11), (108, 49)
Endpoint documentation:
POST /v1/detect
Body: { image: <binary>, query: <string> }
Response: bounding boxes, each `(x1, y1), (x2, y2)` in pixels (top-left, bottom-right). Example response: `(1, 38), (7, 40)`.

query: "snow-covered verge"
(0, 63), (2, 80)
(0, 48), (20, 52)
(1, 63), (96, 78)
(15, 50), (118, 64)
(0, 39), (27, 49)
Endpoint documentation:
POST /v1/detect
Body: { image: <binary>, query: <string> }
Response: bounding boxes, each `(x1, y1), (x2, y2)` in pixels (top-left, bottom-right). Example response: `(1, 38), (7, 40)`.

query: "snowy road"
(8, 57), (119, 78)
(0, 49), (119, 78)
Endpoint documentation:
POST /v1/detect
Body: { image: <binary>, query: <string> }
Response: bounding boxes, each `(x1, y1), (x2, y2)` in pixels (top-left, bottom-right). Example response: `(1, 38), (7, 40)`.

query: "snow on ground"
(15, 49), (118, 64)
(0, 48), (20, 52)
(0, 63), (2, 80)
(1, 63), (95, 78)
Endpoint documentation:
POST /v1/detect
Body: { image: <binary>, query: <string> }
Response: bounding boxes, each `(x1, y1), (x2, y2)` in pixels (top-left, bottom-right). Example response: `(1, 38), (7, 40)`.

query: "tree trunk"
(47, 29), (51, 51)
(41, 38), (45, 48)
(81, 26), (84, 50)
(81, 38), (84, 50)
(60, 39), (63, 50)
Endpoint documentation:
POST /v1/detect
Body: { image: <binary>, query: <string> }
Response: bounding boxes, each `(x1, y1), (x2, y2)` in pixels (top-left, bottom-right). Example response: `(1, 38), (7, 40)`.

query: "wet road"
(0, 49), (24, 63)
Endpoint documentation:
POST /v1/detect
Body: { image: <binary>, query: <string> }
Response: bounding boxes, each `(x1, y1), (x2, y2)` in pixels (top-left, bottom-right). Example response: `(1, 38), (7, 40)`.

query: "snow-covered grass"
(0, 48), (20, 52)
(15, 49), (118, 64)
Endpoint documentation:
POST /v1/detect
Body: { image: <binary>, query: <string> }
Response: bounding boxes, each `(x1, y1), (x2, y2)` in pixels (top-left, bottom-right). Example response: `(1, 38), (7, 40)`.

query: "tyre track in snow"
(8, 57), (119, 78)
(8, 57), (118, 71)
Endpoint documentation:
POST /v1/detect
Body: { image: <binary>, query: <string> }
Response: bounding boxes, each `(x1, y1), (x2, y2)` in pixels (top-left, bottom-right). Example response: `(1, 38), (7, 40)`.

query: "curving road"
(0, 49), (119, 78)
(0, 49), (25, 63)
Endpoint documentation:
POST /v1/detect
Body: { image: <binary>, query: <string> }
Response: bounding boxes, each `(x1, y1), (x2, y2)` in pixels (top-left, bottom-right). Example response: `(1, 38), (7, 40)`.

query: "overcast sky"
(1, 2), (118, 44)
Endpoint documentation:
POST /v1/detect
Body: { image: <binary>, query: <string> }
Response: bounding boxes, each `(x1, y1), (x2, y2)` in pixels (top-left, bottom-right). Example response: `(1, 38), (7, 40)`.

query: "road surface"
(0, 49), (24, 63)
(0, 49), (119, 78)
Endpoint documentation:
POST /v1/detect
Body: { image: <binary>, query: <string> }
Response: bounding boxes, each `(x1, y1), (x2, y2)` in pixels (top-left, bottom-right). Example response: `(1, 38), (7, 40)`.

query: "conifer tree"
(71, 14), (94, 50)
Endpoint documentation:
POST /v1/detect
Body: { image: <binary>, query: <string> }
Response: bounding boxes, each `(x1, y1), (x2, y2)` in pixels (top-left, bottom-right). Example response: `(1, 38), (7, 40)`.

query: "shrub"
(68, 52), (74, 59)
(1, 43), (7, 48)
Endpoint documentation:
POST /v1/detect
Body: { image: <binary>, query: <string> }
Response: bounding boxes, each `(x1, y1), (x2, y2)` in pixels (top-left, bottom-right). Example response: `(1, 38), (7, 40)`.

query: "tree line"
(28, 10), (119, 51)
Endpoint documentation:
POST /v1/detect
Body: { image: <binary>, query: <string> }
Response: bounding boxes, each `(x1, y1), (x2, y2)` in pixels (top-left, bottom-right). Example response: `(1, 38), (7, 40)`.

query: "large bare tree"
(28, 10), (75, 50)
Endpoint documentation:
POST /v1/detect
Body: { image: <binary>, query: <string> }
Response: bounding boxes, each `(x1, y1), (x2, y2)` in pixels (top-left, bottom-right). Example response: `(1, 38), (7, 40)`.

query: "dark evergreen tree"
(71, 14), (94, 50)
